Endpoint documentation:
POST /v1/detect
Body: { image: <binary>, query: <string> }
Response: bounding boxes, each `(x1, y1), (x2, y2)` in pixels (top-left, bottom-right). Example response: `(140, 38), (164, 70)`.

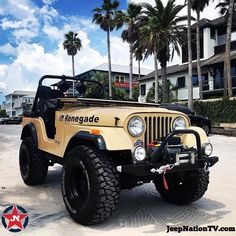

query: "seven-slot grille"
(144, 116), (173, 147)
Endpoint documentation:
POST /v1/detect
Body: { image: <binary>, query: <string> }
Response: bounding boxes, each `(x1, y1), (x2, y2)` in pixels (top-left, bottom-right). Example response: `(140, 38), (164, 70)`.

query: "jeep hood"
(58, 106), (184, 127)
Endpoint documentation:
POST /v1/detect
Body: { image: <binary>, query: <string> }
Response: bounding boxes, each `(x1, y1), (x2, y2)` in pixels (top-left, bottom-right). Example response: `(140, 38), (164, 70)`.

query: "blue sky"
(0, 0), (220, 104)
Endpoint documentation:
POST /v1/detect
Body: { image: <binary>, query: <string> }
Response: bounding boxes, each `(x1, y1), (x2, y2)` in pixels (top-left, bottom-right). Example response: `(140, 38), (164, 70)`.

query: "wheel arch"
(64, 131), (107, 158)
(21, 122), (38, 146)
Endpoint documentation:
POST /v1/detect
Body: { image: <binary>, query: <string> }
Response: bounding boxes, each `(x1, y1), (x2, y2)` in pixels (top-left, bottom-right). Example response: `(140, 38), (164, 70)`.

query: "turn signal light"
(90, 129), (101, 135)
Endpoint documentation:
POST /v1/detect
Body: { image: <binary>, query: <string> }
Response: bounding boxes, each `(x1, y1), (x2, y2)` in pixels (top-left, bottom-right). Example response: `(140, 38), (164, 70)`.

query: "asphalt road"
(0, 125), (236, 236)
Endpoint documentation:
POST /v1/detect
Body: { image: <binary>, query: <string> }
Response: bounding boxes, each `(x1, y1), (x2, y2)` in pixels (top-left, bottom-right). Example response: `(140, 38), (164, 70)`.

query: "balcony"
(214, 41), (236, 54)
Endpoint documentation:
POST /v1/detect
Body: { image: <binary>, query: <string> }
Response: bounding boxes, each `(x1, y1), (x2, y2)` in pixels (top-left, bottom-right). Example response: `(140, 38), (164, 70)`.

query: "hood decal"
(59, 114), (99, 124)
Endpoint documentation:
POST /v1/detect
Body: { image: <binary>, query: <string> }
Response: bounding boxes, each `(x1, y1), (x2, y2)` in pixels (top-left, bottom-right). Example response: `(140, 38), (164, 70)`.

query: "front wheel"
(62, 146), (120, 225)
(154, 169), (209, 205)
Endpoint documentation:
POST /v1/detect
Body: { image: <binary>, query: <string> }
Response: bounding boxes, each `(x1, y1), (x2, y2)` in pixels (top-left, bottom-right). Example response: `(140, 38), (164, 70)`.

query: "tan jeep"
(19, 75), (218, 225)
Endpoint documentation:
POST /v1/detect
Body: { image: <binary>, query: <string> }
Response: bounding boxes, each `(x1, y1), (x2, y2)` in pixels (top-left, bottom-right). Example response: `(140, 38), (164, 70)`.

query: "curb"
(211, 127), (236, 137)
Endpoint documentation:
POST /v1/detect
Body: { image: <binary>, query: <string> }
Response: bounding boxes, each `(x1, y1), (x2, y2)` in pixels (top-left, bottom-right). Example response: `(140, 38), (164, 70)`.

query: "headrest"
(58, 81), (70, 92)
(38, 86), (51, 99)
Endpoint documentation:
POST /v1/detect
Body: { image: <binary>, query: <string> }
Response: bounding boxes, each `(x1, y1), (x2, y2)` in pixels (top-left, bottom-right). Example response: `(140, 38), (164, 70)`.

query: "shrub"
(192, 97), (236, 124)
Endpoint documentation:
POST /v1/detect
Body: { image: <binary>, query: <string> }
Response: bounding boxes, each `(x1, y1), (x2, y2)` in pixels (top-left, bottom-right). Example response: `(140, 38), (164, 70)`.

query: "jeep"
(19, 75), (218, 225)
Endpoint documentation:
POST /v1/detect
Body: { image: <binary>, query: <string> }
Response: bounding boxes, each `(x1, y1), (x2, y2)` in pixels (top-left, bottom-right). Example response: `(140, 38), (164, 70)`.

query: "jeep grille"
(144, 116), (172, 146)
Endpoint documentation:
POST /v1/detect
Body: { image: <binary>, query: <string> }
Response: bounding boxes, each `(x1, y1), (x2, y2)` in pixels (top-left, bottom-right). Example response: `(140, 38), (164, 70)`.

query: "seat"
(37, 86), (64, 139)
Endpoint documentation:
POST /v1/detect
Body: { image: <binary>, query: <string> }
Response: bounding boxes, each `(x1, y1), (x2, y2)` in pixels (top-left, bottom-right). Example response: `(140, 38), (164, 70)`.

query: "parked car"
(0, 117), (9, 124)
(160, 103), (211, 135)
(0, 117), (22, 125)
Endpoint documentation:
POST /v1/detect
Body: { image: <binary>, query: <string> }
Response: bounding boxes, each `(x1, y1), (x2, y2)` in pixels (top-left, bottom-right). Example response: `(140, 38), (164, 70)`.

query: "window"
(177, 76), (185, 88)
(192, 75), (199, 87)
(140, 84), (146, 96)
(115, 76), (119, 83)
(210, 28), (215, 39)
(120, 76), (125, 83)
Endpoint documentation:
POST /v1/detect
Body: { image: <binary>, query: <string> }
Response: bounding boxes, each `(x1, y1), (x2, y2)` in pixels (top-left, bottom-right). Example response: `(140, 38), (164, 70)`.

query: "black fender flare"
(21, 122), (38, 146)
(65, 131), (107, 156)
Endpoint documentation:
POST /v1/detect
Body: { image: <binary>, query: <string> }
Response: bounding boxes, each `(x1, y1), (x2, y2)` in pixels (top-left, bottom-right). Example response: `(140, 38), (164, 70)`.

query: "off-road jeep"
(19, 75), (218, 225)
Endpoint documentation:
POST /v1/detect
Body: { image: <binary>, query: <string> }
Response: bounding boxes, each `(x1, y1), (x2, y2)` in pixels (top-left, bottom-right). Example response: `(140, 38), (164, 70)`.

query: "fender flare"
(65, 131), (107, 155)
(21, 122), (38, 146)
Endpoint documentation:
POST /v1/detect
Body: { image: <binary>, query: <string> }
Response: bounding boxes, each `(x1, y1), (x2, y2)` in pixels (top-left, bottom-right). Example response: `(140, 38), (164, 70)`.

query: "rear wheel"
(19, 137), (48, 185)
(62, 145), (120, 225)
(154, 169), (209, 205)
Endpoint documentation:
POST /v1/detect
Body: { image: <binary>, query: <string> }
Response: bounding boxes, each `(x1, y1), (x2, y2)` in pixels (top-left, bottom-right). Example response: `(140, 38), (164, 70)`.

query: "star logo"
(1, 205), (29, 233)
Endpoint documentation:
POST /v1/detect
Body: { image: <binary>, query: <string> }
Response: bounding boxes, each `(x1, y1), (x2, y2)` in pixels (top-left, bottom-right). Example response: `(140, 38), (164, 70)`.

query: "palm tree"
(138, 4), (161, 103)
(92, 0), (124, 98)
(154, 0), (187, 103)
(139, 0), (187, 103)
(192, 0), (210, 100)
(63, 31), (82, 95)
(133, 43), (144, 80)
(217, 0), (235, 97)
(187, 0), (193, 110)
(121, 3), (142, 100)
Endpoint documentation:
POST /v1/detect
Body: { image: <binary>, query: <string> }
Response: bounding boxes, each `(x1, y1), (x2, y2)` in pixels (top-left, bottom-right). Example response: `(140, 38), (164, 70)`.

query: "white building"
(77, 63), (152, 97)
(139, 16), (236, 102)
(5, 91), (35, 117)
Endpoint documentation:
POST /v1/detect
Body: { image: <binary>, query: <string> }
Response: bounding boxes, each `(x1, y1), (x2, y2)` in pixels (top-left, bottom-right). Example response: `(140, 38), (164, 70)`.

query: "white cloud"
(0, 0), (35, 19)
(0, 43), (17, 56)
(42, 0), (56, 5)
(0, 31), (108, 93)
(43, 24), (62, 41)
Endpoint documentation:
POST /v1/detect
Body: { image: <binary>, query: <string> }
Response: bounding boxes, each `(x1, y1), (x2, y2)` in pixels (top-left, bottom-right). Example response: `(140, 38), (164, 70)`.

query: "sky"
(0, 0), (221, 103)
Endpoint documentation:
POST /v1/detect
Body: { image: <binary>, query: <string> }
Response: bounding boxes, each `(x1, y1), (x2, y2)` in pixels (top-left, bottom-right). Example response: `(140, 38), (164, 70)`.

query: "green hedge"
(192, 97), (236, 124)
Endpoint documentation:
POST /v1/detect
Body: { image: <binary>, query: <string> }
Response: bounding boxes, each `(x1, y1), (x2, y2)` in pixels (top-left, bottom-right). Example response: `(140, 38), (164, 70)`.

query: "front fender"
(180, 126), (209, 148)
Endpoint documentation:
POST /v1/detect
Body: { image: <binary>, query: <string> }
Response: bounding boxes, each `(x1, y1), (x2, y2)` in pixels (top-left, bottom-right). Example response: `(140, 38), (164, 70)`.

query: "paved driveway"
(0, 125), (236, 235)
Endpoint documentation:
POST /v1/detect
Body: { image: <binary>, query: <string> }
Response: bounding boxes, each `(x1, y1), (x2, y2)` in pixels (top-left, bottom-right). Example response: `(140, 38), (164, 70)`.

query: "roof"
(139, 61), (206, 81)
(6, 90), (35, 97)
(92, 63), (152, 76)
(191, 16), (226, 30)
(202, 50), (236, 66)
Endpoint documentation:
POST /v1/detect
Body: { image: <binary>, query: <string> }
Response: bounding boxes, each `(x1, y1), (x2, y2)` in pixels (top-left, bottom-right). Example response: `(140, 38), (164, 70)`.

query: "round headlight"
(172, 116), (187, 130)
(202, 143), (213, 156)
(128, 117), (144, 137)
(133, 146), (146, 162)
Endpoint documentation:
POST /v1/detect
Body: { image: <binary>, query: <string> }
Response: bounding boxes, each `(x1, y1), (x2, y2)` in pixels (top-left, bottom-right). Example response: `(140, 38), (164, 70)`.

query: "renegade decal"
(59, 115), (99, 124)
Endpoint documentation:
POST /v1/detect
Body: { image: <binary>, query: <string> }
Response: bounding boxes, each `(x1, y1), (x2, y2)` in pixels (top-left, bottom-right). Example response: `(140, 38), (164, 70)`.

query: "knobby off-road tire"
(154, 168), (209, 205)
(61, 145), (120, 226)
(19, 137), (48, 185)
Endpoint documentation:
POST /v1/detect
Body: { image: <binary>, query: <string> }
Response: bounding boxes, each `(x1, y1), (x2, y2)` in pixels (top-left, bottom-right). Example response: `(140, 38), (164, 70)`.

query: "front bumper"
(117, 155), (218, 176)
(117, 129), (219, 177)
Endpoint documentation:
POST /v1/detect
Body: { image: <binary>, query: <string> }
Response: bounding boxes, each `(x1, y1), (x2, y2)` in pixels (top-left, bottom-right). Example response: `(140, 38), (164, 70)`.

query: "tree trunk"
(196, 10), (203, 100)
(154, 44), (159, 103)
(129, 43), (133, 100)
(187, 0), (193, 110)
(107, 27), (113, 98)
(224, 0), (234, 97)
(72, 55), (75, 96)
(162, 66), (168, 102)
(138, 60), (141, 80)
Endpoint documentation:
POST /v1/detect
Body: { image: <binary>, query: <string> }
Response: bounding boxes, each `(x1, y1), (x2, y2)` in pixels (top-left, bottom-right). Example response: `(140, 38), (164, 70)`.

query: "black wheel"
(62, 145), (120, 226)
(154, 169), (209, 205)
(201, 123), (210, 135)
(19, 137), (48, 185)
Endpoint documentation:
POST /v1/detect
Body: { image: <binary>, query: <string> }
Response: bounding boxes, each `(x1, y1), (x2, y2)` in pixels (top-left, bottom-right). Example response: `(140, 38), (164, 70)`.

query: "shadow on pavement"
(0, 167), (229, 234)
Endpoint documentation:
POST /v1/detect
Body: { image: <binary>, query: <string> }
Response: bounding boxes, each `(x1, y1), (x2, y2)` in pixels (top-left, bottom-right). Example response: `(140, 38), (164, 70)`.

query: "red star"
(2, 205), (28, 230)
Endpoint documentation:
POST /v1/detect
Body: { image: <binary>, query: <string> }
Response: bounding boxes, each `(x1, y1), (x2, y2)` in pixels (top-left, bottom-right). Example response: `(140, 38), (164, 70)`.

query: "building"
(13, 96), (35, 116)
(5, 91), (35, 117)
(77, 63), (152, 96)
(139, 16), (236, 102)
